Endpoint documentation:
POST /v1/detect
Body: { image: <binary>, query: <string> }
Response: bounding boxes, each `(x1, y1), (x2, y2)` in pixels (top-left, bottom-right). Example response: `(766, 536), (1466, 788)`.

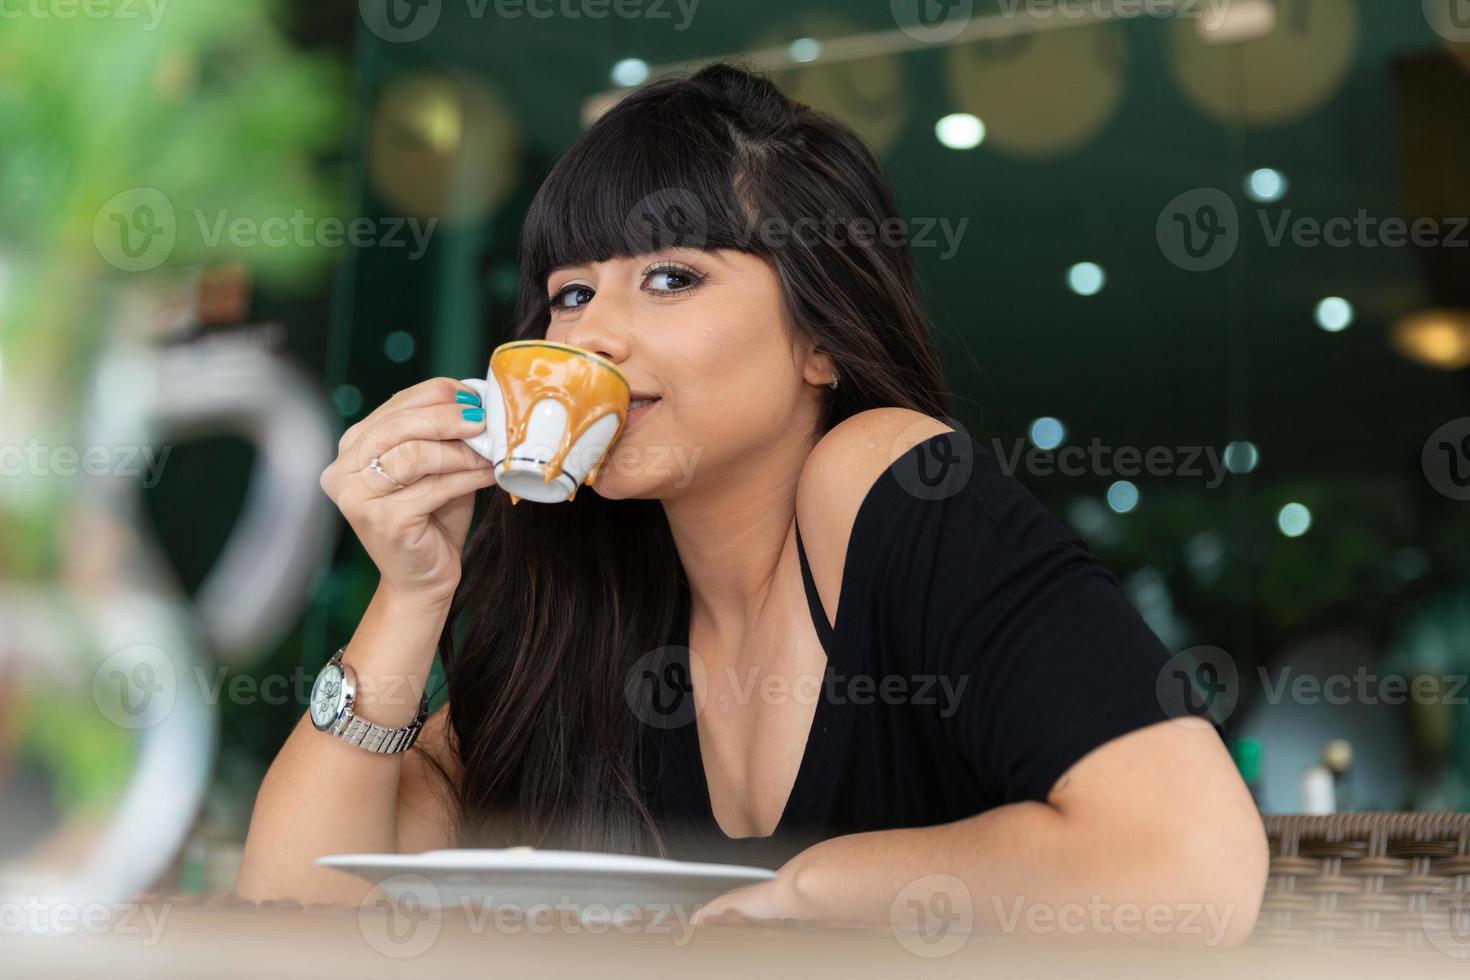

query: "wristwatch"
(308, 646), (428, 754)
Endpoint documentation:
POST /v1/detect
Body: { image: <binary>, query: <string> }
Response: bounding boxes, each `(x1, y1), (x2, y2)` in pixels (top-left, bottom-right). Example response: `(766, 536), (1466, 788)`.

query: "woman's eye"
(548, 284), (593, 312)
(547, 265), (703, 313)
(644, 265), (703, 295)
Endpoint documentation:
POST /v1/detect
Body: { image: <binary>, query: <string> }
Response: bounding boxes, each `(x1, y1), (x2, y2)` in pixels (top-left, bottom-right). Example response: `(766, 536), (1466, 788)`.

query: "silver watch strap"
(331, 710), (424, 753)
(323, 646), (429, 754)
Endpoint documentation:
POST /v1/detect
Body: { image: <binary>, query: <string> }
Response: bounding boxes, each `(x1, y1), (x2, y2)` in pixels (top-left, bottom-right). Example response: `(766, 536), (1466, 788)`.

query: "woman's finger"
(373, 465), (498, 518)
(350, 439), (493, 504)
(338, 376), (480, 458)
(344, 403), (488, 486)
(380, 438), (493, 484)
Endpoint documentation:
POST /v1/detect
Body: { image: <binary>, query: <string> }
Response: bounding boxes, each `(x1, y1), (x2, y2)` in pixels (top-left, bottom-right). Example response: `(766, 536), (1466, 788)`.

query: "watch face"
(310, 663), (346, 730)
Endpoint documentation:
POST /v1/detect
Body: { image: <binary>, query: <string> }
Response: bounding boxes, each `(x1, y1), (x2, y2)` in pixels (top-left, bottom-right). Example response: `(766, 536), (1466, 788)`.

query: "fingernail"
(455, 390), (481, 407)
(461, 407), (485, 423)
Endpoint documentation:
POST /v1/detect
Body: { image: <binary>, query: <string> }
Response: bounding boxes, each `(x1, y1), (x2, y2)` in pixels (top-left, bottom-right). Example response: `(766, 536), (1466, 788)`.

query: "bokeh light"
(1277, 502), (1312, 537)
(1106, 480), (1139, 513)
(1067, 262), (1106, 296)
(935, 113), (985, 150)
(1029, 416), (1066, 450)
(1315, 296), (1354, 332)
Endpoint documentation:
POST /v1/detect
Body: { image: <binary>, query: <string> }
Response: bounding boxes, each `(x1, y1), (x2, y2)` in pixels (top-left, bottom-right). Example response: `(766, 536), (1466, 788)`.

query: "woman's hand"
(692, 853), (828, 926)
(319, 377), (497, 607)
(695, 719), (1268, 946)
(693, 870), (807, 926)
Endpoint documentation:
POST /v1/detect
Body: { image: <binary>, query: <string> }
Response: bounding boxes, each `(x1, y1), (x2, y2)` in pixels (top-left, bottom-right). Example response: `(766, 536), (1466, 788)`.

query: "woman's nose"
(561, 287), (632, 363)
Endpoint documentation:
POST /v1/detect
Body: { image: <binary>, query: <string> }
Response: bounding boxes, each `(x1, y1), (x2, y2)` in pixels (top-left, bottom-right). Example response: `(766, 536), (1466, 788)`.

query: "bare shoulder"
(794, 408), (955, 624)
(397, 702), (462, 852)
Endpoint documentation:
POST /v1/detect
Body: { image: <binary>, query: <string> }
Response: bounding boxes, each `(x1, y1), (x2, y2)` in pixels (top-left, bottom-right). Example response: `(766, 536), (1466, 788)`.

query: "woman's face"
(542, 246), (830, 500)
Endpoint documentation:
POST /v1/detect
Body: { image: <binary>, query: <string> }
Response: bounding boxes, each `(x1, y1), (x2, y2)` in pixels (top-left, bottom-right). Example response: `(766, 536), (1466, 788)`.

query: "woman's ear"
(803, 342), (838, 390)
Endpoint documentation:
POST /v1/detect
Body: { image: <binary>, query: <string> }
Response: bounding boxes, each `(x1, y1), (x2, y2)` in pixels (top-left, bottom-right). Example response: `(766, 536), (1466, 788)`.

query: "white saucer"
(318, 847), (775, 918)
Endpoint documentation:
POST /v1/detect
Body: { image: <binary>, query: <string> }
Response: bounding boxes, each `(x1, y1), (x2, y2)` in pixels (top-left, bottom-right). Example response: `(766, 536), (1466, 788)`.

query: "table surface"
(9, 893), (1470, 980)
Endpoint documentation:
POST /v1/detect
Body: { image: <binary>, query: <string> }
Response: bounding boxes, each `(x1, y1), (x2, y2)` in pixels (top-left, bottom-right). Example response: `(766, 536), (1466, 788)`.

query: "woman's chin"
(585, 469), (670, 502)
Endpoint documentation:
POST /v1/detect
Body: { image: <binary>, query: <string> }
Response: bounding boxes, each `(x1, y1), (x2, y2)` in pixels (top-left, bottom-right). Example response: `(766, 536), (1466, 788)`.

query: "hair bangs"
(517, 88), (767, 300)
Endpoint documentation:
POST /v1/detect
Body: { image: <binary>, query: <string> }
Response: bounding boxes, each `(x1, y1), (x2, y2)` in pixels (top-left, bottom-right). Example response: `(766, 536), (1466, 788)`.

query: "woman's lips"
(626, 397), (661, 428)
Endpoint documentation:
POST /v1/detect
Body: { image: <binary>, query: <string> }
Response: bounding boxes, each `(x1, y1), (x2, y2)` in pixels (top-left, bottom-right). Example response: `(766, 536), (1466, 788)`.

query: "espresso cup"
(460, 340), (630, 504)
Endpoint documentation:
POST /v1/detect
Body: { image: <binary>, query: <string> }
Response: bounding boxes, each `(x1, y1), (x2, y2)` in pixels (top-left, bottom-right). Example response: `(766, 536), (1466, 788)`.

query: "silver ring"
(367, 456), (403, 489)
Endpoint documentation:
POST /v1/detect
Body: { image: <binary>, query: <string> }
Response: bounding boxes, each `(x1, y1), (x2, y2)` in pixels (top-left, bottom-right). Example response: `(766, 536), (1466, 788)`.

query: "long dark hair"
(431, 60), (951, 856)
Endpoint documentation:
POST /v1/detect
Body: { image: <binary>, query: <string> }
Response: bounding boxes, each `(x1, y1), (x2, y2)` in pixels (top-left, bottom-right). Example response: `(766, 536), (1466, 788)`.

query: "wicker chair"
(1252, 813), (1470, 952)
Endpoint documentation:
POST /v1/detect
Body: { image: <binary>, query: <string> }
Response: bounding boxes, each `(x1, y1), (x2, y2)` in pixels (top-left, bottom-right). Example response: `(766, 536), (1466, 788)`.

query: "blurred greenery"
(0, 0), (344, 281)
(0, 0), (348, 845)
(0, 0), (347, 576)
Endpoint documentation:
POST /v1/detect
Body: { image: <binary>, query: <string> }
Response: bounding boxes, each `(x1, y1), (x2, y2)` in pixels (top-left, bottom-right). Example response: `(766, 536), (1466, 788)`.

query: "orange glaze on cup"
(489, 341), (630, 504)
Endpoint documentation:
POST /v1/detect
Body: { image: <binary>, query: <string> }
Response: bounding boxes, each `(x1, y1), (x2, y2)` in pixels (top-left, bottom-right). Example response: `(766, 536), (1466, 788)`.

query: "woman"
(238, 61), (1267, 942)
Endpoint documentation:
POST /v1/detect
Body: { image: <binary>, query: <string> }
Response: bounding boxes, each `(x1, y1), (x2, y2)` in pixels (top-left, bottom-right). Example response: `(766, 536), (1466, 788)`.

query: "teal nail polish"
(455, 390), (481, 407)
(461, 407), (485, 423)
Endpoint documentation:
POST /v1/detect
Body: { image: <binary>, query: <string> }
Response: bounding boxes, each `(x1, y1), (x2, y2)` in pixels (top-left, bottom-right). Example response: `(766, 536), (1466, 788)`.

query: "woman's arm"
(723, 410), (1267, 944)
(695, 716), (1269, 947)
(234, 585), (461, 906)
(237, 377), (491, 905)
